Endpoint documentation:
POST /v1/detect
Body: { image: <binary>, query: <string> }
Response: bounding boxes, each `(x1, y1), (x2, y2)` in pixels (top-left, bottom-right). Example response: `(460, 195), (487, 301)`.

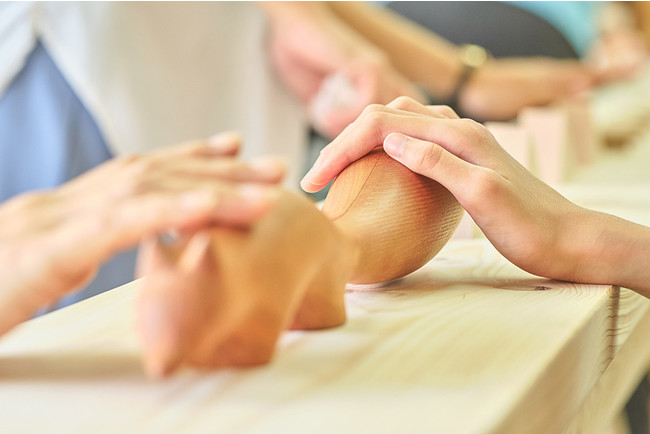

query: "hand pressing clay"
(136, 150), (462, 376)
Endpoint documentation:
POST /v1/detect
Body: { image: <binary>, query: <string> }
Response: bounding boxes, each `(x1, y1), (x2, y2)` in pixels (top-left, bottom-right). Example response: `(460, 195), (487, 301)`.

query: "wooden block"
(519, 99), (601, 185)
(519, 106), (571, 185)
(563, 97), (600, 167)
(485, 121), (533, 170)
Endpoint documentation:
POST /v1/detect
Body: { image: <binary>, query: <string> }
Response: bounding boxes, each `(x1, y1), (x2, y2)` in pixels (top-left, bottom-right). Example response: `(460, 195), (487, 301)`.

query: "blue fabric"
(508, 1), (599, 57)
(0, 41), (137, 308)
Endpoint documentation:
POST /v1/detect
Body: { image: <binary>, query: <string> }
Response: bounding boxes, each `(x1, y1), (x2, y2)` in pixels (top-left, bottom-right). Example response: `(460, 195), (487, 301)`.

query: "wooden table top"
(0, 235), (647, 434)
(3, 80), (650, 433)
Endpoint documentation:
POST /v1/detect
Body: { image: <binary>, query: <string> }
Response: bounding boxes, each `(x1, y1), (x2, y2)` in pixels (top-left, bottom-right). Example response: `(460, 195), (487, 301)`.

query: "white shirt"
(0, 1), (307, 187)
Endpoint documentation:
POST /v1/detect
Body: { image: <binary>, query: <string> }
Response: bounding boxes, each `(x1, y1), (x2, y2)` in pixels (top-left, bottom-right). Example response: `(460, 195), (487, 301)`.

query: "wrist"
(446, 44), (490, 112)
(561, 207), (650, 295)
(261, 1), (330, 26)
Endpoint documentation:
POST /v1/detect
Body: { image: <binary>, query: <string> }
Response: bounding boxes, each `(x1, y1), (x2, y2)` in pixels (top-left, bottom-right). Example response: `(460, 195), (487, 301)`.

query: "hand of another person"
(0, 133), (284, 337)
(263, 2), (424, 137)
(587, 29), (647, 83)
(301, 97), (639, 289)
(458, 58), (595, 121)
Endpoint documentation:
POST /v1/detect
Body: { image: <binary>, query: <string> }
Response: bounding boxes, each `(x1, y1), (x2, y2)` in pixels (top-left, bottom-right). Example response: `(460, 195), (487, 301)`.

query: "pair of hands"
(0, 133), (283, 337)
(265, 1), (647, 129)
(459, 58), (595, 121)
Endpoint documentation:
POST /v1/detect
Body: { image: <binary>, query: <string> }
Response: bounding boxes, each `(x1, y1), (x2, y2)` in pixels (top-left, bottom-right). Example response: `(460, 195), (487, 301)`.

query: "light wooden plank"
(0, 239), (622, 434)
(519, 106), (572, 185)
(563, 308), (650, 434)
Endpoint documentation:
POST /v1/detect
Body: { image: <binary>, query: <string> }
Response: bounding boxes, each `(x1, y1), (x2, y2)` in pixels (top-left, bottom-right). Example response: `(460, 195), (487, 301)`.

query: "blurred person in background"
(384, 1), (648, 118)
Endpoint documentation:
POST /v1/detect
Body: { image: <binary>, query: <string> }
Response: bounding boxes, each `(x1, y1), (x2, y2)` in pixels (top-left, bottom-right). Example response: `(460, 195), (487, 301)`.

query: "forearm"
(568, 208), (650, 297)
(328, 1), (461, 99)
(630, 1), (650, 47)
(259, 1), (328, 24)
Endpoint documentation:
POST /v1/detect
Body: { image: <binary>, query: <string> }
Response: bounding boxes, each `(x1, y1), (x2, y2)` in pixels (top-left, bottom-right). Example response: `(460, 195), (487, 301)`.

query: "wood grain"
(563, 306), (650, 434)
(1, 239), (646, 434)
(323, 149), (463, 284)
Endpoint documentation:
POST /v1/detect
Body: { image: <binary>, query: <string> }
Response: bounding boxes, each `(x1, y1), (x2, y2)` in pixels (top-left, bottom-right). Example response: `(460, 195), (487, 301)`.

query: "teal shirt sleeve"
(507, 1), (600, 57)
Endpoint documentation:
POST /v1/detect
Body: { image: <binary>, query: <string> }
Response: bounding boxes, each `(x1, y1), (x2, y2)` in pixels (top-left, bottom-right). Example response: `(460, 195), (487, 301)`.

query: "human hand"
(301, 97), (596, 283)
(0, 133), (284, 336)
(136, 191), (354, 377)
(586, 29), (647, 83)
(458, 58), (595, 121)
(263, 2), (423, 137)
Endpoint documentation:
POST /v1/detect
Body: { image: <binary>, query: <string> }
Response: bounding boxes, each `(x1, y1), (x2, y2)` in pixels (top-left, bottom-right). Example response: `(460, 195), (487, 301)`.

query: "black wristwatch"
(447, 44), (490, 111)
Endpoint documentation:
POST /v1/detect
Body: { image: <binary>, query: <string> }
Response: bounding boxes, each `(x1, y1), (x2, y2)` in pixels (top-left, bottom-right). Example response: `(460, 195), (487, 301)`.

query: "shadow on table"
(0, 351), (144, 382)
(349, 271), (592, 295)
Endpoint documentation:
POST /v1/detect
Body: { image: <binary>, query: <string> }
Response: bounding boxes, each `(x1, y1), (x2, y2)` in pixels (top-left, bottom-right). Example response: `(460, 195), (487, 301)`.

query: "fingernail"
(250, 156), (286, 179)
(384, 133), (406, 158)
(300, 159), (324, 191)
(208, 131), (241, 152)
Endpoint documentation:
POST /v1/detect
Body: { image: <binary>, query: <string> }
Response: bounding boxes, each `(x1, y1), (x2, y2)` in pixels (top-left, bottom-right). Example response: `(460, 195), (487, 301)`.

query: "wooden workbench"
(0, 232), (648, 433)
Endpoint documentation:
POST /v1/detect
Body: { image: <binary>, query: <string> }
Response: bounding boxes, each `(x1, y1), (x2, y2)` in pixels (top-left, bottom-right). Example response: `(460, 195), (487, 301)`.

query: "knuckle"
(360, 103), (384, 119)
(117, 154), (158, 181)
(388, 95), (417, 110)
(359, 106), (386, 129)
(188, 140), (212, 156)
(460, 118), (489, 138)
(437, 105), (458, 118)
(115, 155), (161, 196)
(47, 260), (95, 291)
(114, 153), (143, 169)
(414, 143), (443, 173)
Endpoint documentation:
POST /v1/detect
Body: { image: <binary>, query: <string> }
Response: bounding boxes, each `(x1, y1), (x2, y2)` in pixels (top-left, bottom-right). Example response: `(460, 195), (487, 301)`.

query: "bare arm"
(328, 2), (596, 121)
(327, 1), (461, 99)
(258, 1), (423, 137)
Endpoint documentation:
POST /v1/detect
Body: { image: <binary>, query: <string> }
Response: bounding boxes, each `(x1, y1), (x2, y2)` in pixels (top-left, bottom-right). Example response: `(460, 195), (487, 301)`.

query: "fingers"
(153, 156), (286, 184)
(300, 102), (470, 193)
(386, 96), (460, 119)
(383, 133), (480, 207)
(73, 184), (279, 263)
(151, 131), (243, 159)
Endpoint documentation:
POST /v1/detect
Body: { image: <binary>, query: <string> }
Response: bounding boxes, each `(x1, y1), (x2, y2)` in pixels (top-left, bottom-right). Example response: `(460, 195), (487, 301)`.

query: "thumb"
(383, 133), (477, 201)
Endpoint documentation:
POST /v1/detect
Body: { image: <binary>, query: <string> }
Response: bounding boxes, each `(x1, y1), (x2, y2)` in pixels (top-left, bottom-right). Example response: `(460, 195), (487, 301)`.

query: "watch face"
(461, 44), (489, 68)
